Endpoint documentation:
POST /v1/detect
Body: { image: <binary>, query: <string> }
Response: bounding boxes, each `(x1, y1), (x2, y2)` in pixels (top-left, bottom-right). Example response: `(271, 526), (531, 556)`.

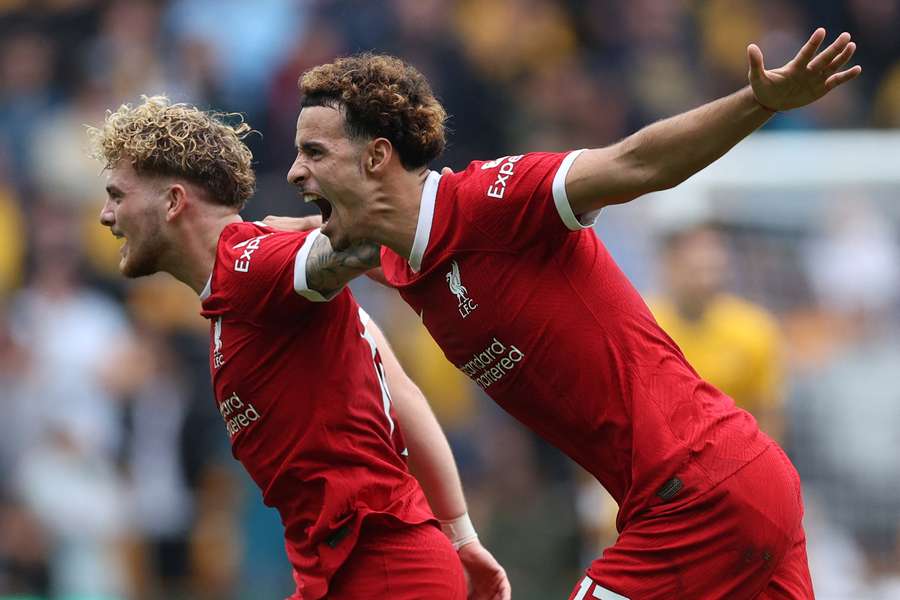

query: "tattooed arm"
(304, 232), (381, 299)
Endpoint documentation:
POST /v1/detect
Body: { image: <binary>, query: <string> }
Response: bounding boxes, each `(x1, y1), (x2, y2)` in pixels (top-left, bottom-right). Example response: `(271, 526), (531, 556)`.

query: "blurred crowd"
(0, 1), (898, 599)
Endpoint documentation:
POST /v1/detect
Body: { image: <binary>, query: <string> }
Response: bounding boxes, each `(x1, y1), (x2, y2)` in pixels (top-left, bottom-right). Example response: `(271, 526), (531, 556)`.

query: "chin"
(121, 254), (159, 279)
(322, 223), (349, 251)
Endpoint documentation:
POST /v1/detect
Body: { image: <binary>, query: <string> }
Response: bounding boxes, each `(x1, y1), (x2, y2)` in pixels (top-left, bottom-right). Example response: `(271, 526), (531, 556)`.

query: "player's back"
(381, 153), (770, 528)
(202, 222), (432, 597)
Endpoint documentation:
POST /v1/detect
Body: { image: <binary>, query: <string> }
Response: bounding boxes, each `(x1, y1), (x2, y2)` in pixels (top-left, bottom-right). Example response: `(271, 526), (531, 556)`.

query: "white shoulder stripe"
(292, 229), (330, 302)
(552, 149), (599, 231)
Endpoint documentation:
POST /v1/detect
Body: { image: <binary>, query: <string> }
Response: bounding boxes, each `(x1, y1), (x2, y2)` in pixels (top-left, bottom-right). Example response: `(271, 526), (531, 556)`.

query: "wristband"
(439, 513), (479, 550)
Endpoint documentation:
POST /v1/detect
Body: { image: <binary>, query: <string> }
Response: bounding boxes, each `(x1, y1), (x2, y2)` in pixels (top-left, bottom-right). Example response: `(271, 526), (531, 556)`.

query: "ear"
(164, 183), (189, 222)
(365, 138), (393, 175)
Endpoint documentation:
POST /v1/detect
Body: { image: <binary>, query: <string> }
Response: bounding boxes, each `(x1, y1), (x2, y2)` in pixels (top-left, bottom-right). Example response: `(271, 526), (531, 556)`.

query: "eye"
(301, 145), (325, 160)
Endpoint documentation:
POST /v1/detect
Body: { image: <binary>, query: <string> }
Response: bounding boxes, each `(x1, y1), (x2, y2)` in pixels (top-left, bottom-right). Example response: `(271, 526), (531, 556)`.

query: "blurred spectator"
(474, 420), (580, 600)
(0, 498), (50, 598)
(454, 0), (577, 83)
(0, 30), (59, 191)
(121, 332), (195, 600)
(650, 224), (786, 441)
(27, 79), (111, 206)
(873, 61), (900, 128)
(163, 0), (308, 114)
(7, 200), (135, 596)
(805, 197), (900, 317)
(15, 387), (132, 598)
(791, 200), (900, 597)
(0, 186), (25, 296)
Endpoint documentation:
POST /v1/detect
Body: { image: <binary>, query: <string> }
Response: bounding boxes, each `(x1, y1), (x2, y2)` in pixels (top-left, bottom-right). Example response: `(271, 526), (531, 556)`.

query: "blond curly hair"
(299, 54), (447, 169)
(87, 95), (255, 209)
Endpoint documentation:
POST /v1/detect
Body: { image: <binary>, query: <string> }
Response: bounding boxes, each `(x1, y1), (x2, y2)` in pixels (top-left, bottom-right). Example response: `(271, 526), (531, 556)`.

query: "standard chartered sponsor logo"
(218, 391), (261, 438)
(458, 337), (525, 390)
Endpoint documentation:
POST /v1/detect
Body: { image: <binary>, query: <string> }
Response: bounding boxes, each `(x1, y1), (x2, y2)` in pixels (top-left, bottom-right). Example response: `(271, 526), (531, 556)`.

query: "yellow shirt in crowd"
(650, 294), (783, 417)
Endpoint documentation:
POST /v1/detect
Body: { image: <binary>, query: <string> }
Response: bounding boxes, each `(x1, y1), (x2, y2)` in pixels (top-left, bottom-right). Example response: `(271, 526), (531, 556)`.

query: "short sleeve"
(215, 228), (338, 324)
(461, 150), (598, 249)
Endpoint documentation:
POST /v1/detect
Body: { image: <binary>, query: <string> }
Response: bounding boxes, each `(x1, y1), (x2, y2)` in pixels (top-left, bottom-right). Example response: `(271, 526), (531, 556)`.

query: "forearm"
(568, 87), (773, 211)
(402, 413), (467, 521)
(305, 233), (381, 298)
(369, 323), (467, 521)
(624, 86), (773, 192)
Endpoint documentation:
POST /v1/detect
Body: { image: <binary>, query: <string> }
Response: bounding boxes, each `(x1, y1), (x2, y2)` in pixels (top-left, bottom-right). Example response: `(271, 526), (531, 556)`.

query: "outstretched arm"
(262, 215), (385, 297)
(567, 28), (861, 215)
(304, 232), (381, 298)
(369, 322), (511, 600)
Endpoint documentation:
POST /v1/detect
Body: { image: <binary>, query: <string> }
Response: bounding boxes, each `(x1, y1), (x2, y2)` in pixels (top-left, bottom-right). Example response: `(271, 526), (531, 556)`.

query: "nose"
(99, 199), (115, 227)
(287, 156), (309, 186)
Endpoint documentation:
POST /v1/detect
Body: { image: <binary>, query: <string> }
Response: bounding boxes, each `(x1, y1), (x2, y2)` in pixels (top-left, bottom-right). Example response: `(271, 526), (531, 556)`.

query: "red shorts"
(569, 444), (813, 600)
(289, 520), (466, 600)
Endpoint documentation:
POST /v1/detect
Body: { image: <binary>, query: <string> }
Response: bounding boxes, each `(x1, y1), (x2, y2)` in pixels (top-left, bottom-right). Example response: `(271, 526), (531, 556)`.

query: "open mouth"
(303, 193), (332, 223)
(111, 230), (127, 256)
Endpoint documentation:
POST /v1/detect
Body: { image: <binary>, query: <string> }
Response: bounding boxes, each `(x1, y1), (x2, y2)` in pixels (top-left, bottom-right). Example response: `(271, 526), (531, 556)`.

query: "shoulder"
(210, 222), (315, 301)
(448, 153), (562, 199)
(216, 222), (313, 270)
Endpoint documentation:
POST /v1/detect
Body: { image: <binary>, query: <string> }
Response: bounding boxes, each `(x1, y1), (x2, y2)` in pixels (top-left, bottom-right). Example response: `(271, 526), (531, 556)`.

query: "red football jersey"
(381, 152), (770, 529)
(201, 222), (433, 599)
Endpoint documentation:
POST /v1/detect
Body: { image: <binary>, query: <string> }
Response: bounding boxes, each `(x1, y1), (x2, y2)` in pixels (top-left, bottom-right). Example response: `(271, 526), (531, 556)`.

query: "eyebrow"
(297, 140), (325, 152)
(106, 184), (124, 196)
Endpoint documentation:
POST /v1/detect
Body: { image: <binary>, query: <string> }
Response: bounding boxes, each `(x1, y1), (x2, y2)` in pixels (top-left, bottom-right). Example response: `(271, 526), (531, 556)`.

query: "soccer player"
(88, 97), (509, 600)
(283, 29), (860, 599)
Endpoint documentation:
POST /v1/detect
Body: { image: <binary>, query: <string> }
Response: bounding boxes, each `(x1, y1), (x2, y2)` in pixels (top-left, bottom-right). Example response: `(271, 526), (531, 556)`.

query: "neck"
(364, 168), (431, 260)
(166, 210), (242, 295)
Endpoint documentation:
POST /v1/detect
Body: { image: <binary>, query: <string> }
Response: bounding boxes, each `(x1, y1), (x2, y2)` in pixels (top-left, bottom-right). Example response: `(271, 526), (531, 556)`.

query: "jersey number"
(358, 308), (395, 435)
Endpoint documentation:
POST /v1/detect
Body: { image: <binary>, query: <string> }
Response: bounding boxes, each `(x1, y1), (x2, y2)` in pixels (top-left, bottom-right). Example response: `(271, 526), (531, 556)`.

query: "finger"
(794, 27), (826, 66)
(747, 44), (766, 82)
(809, 32), (852, 71)
(825, 65), (862, 91)
(441, 166), (454, 176)
(826, 41), (856, 74)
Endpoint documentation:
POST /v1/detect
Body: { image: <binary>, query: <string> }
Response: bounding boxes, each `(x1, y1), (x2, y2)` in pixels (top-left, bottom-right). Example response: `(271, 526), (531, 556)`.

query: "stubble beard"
(121, 217), (167, 279)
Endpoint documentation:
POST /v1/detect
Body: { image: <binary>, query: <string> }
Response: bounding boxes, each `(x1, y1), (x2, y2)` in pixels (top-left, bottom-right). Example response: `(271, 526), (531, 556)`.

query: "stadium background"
(0, 1), (898, 598)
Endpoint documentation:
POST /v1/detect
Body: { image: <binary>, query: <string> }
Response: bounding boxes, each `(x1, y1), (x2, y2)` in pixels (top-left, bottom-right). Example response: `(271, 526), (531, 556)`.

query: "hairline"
(111, 157), (221, 204)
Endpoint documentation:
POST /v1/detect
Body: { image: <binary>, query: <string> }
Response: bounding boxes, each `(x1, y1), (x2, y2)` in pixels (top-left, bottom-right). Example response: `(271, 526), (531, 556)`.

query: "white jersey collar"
(408, 170), (441, 273)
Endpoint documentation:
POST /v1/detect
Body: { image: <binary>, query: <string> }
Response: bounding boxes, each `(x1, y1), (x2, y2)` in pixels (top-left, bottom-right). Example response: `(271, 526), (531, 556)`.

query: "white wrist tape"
(439, 513), (479, 550)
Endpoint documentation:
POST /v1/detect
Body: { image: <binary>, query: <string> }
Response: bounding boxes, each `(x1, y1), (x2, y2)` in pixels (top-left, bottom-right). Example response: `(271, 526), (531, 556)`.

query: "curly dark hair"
(87, 95), (255, 209)
(299, 54), (447, 170)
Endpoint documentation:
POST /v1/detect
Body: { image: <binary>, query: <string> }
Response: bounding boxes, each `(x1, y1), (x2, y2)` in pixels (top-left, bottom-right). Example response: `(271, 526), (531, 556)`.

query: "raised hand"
(748, 28), (862, 112)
